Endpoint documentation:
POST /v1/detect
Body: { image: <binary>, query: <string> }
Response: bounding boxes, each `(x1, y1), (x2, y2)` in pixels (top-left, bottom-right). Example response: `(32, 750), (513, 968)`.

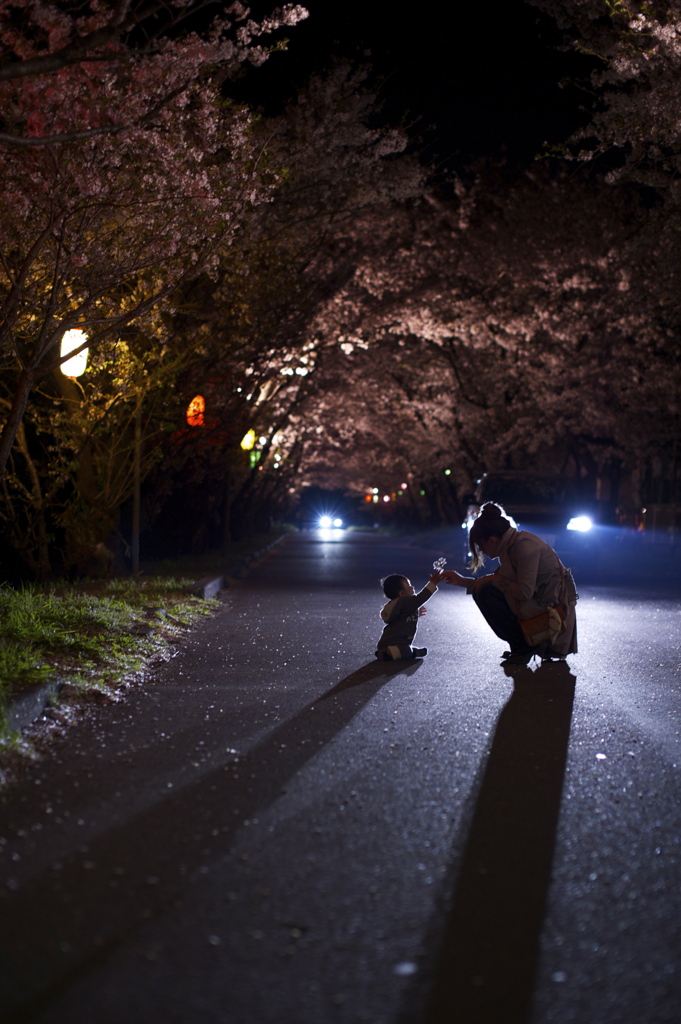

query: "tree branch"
(0, 0), (136, 82)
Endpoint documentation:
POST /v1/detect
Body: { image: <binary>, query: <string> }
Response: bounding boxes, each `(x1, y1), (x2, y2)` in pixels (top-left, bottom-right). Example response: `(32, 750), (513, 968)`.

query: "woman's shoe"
(502, 651), (533, 665)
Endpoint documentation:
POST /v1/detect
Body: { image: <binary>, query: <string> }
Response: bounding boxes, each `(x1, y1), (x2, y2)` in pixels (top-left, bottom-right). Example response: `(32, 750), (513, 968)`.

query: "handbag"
(519, 605), (565, 647)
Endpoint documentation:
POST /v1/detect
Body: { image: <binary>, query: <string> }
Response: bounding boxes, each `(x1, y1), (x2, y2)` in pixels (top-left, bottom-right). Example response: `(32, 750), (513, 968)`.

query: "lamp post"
(132, 398), (142, 577)
(59, 331), (143, 578)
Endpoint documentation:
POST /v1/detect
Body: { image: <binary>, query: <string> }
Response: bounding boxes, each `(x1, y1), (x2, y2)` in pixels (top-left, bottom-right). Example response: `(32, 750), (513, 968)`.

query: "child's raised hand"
(429, 569), (445, 584)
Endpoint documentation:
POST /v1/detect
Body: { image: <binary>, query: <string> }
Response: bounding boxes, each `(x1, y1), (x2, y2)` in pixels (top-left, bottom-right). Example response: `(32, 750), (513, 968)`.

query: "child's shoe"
(412, 647), (427, 658)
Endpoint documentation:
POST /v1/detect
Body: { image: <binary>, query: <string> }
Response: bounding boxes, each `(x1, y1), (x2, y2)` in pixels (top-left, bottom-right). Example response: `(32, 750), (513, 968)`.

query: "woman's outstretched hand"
(441, 569), (496, 592)
(440, 569), (469, 587)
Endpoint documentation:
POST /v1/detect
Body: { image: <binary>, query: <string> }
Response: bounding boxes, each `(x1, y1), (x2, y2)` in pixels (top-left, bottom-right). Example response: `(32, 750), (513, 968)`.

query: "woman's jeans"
(473, 583), (532, 653)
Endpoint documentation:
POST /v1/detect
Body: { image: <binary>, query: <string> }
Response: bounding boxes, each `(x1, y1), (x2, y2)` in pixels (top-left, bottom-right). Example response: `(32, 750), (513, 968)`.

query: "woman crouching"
(442, 502), (578, 665)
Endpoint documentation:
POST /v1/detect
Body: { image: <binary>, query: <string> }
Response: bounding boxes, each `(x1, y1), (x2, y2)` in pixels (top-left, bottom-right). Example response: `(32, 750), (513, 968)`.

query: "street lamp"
(186, 395), (205, 427)
(60, 329), (89, 377)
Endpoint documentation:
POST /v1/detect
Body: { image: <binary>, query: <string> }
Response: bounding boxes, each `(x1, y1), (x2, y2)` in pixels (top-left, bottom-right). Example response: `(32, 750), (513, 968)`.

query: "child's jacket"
(376, 581), (437, 652)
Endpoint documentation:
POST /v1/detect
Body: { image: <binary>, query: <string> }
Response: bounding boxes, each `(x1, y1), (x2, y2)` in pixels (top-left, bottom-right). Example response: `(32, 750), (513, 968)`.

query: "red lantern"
(186, 394), (205, 427)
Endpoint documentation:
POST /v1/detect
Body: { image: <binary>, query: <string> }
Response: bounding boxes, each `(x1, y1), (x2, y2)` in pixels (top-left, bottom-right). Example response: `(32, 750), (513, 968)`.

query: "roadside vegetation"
(0, 529), (287, 783)
(0, 578), (217, 734)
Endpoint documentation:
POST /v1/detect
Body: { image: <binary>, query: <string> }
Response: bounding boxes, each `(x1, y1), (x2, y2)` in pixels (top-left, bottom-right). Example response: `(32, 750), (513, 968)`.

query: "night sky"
(239, 0), (598, 175)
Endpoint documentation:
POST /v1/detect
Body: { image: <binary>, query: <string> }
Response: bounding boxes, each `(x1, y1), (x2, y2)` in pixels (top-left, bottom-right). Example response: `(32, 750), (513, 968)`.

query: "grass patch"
(0, 578), (217, 733)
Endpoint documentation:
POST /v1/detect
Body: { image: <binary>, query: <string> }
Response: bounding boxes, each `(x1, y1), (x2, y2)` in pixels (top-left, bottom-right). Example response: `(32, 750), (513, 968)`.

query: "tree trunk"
(222, 468), (232, 549)
(0, 368), (34, 480)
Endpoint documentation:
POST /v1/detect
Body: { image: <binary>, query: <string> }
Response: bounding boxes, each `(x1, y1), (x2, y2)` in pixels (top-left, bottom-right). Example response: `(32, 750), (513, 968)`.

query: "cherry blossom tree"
(5, 0), (681, 569)
(525, 0), (681, 512)
(529, 1), (681, 186)
(137, 62), (425, 546)
(0, 0), (308, 145)
(263, 163), (674, 519)
(0, 1), (308, 480)
(143, 2), (681, 535)
(0, 319), (192, 576)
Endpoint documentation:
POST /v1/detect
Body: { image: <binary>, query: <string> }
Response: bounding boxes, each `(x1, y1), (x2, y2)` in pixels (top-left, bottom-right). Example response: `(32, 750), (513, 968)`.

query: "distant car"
(463, 472), (599, 567)
(318, 515), (344, 531)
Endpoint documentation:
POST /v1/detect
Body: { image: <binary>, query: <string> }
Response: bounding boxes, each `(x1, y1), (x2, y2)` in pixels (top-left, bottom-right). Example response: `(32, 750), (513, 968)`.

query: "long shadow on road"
(0, 659), (418, 1024)
(399, 660), (576, 1024)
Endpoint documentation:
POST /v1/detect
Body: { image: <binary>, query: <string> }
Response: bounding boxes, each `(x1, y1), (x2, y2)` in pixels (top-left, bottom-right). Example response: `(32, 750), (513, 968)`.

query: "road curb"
(190, 574), (225, 599)
(2, 533), (289, 736)
(5, 678), (64, 734)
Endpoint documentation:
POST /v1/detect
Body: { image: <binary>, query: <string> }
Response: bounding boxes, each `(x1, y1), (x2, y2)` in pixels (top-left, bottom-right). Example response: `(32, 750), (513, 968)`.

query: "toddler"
(375, 568), (443, 661)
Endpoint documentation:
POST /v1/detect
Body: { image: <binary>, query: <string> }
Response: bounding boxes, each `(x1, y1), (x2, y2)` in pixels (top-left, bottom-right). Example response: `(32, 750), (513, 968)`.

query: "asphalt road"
(0, 531), (680, 1024)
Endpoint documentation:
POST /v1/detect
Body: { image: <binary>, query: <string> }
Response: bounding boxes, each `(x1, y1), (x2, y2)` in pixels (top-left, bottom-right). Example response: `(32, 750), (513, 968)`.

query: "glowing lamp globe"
(186, 394), (205, 427)
(60, 329), (89, 377)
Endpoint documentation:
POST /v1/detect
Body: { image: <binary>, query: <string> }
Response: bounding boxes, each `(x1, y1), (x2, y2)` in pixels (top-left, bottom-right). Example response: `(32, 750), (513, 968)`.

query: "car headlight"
(319, 516), (332, 528)
(567, 515), (593, 532)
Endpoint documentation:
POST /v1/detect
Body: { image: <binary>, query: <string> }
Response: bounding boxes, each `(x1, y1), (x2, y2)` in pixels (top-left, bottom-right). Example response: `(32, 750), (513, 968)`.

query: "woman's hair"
(381, 574), (407, 599)
(468, 502), (512, 571)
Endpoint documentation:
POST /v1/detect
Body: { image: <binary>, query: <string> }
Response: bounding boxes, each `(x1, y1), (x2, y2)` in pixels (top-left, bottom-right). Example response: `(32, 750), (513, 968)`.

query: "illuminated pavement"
(0, 531), (680, 1023)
